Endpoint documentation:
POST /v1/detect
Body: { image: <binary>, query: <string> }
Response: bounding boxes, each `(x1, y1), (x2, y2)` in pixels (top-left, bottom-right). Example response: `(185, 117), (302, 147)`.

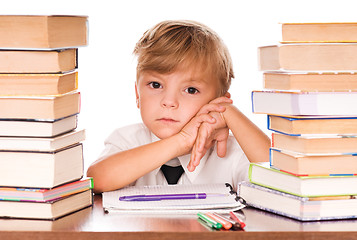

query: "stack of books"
(0, 15), (93, 220)
(241, 22), (357, 221)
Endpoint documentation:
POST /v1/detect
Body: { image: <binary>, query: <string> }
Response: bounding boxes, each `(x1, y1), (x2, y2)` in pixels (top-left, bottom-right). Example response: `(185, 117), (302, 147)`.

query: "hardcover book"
(0, 71), (78, 96)
(270, 148), (357, 175)
(0, 114), (78, 137)
(0, 129), (85, 151)
(281, 22), (357, 43)
(249, 162), (357, 197)
(0, 15), (87, 49)
(239, 181), (357, 221)
(0, 178), (92, 202)
(259, 44), (357, 71)
(263, 71), (357, 91)
(0, 91), (80, 120)
(0, 189), (92, 220)
(0, 143), (84, 188)
(252, 90), (357, 116)
(268, 115), (357, 135)
(0, 48), (77, 73)
(272, 132), (357, 154)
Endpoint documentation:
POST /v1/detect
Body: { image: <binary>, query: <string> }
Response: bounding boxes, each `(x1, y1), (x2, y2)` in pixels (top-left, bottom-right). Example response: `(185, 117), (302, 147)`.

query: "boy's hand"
(177, 96), (232, 156)
(188, 96), (233, 172)
(178, 112), (217, 155)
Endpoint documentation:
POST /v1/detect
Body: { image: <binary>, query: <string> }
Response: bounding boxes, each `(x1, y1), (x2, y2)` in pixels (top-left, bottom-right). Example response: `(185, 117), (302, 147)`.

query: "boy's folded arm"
(87, 133), (189, 193)
(87, 112), (218, 193)
(223, 104), (271, 163)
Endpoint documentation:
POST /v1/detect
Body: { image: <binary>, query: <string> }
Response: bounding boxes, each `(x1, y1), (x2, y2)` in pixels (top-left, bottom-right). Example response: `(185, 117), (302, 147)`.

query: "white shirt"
(96, 123), (250, 190)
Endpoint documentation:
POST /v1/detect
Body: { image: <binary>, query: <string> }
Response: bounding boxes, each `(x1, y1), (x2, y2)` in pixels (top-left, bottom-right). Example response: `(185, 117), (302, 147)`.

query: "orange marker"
(205, 212), (232, 230)
(212, 212), (243, 231)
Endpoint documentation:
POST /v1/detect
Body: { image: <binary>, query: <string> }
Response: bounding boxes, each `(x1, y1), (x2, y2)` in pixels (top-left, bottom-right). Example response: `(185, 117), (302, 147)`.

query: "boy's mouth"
(157, 118), (179, 123)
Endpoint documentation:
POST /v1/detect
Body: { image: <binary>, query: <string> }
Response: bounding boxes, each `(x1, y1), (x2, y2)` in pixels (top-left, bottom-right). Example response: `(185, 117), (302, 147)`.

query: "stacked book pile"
(240, 23), (357, 221)
(0, 15), (93, 220)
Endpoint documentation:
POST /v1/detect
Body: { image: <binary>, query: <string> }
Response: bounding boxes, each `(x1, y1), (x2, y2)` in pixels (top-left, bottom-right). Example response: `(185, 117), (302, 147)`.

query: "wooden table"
(0, 194), (357, 240)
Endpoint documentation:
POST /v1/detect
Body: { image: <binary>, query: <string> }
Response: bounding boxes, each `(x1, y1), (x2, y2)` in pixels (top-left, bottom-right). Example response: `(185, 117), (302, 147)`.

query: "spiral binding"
(225, 182), (247, 205)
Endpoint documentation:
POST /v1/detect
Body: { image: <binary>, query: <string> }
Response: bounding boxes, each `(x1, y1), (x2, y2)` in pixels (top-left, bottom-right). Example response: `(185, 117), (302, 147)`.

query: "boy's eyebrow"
(183, 77), (212, 85)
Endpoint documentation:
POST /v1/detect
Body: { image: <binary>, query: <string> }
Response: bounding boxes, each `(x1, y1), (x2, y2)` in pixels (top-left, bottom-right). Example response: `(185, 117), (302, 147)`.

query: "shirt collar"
(150, 132), (210, 183)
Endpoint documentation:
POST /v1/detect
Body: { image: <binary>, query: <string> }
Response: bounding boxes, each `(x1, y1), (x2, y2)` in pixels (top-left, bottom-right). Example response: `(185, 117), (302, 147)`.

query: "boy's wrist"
(220, 102), (233, 119)
(174, 131), (195, 156)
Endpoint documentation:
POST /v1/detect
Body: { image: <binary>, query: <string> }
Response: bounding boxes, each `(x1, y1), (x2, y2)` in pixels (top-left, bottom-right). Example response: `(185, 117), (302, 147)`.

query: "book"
(0, 143), (83, 188)
(0, 203), (91, 230)
(103, 183), (244, 214)
(0, 71), (77, 96)
(0, 178), (92, 202)
(0, 114), (78, 137)
(0, 48), (77, 73)
(0, 189), (92, 220)
(243, 199), (357, 231)
(252, 90), (357, 115)
(0, 129), (85, 151)
(239, 181), (357, 221)
(281, 22), (357, 43)
(270, 148), (357, 175)
(0, 15), (87, 49)
(259, 44), (357, 71)
(249, 162), (357, 197)
(0, 91), (80, 120)
(263, 71), (357, 91)
(272, 132), (357, 154)
(268, 115), (357, 135)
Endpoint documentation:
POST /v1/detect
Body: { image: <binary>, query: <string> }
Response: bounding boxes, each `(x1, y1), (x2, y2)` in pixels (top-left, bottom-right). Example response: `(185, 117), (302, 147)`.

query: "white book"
(252, 90), (357, 116)
(0, 190), (92, 220)
(239, 181), (357, 221)
(0, 143), (83, 188)
(0, 129), (85, 151)
(103, 183), (244, 214)
(0, 114), (77, 137)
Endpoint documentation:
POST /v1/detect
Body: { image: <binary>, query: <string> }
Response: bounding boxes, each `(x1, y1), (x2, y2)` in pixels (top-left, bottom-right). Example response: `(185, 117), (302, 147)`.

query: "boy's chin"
(151, 128), (180, 140)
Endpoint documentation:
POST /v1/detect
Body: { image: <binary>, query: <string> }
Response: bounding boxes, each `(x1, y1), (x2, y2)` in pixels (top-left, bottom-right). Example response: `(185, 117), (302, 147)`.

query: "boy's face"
(135, 66), (220, 139)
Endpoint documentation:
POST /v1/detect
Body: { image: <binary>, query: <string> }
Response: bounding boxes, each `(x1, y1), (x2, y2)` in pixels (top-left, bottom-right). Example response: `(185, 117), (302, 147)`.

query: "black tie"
(160, 164), (184, 184)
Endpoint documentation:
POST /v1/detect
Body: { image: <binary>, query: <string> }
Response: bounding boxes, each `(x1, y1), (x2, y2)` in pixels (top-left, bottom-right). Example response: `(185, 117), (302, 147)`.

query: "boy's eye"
(149, 82), (162, 89)
(186, 87), (199, 94)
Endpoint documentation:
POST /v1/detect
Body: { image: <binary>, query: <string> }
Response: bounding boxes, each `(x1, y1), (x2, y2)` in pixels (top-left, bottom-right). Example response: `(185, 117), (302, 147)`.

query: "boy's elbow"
(87, 165), (108, 194)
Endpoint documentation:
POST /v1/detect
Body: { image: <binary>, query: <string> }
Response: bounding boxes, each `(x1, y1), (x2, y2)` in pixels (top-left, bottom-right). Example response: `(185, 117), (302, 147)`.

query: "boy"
(87, 20), (270, 193)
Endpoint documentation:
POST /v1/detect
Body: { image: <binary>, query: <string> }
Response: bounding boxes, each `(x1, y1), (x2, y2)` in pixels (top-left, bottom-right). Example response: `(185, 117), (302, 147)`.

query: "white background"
(1, 0), (357, 171)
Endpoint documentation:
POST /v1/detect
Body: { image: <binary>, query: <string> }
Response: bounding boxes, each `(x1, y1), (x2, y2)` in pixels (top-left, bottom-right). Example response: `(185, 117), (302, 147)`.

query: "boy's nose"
(161, 94), (179, 109)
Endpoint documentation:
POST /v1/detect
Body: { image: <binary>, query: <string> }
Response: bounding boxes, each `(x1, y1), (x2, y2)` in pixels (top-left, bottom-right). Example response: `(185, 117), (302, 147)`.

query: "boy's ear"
(135, 82), (140, 108)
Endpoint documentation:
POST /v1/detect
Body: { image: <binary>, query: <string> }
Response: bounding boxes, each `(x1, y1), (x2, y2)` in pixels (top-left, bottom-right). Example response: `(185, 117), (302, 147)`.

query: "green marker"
(197, 212), (222, 230)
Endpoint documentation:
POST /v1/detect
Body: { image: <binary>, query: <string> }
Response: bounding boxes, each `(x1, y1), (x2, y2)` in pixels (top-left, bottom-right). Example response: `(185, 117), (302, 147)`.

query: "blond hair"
(133, 20), (234, 95)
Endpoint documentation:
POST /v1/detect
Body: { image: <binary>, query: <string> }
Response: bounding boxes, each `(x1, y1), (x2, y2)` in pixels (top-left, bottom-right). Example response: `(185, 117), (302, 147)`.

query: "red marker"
(229, 211), (246, 229)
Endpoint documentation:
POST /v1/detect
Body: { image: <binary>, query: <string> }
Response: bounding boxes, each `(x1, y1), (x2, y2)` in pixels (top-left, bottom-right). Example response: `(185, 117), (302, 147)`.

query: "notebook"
(102, 183), (245, 214)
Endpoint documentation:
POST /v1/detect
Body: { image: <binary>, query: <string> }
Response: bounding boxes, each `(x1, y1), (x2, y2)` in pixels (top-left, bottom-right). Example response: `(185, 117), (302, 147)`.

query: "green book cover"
(248, 162), (357, 197)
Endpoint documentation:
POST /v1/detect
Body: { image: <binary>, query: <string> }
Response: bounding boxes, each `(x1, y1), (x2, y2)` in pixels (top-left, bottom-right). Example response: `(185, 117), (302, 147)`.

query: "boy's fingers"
(196, 103), (226, 116)
(216, 139), (227, 158)
(209, 96), (233, 104)
(196, 97), (233, 116)
(196, 125), (210, 152)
